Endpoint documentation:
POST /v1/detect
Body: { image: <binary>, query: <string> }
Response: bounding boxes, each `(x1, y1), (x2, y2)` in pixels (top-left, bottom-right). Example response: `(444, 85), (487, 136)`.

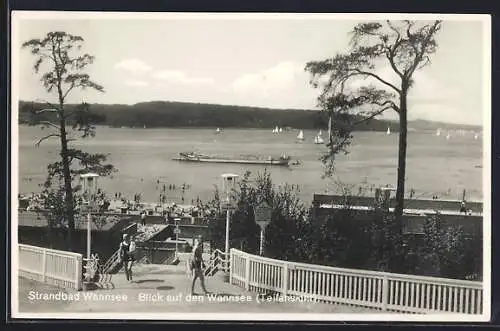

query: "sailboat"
(297, 130), (305, 142)
(215, 127), (221, 134)
(446, 132), (451, 140)
(386, 127), (391, 135)
(314, 130), (324, 144)
(272, 126), (279, 133)
(279, 127), (283, 133)
(436, 128), (442, 136)
(474, 133), (479, 140)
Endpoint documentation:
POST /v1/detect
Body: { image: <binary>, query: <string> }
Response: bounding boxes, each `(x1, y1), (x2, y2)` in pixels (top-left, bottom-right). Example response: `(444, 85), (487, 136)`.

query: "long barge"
(173, 152), (291, 166)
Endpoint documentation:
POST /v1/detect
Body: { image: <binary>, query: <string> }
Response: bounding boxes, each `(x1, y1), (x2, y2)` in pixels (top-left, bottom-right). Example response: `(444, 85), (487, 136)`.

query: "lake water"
(17, 125), (483, 204)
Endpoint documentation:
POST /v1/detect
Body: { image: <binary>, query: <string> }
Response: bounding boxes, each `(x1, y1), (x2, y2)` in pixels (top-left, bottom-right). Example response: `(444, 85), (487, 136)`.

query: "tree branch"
(62, 81), (76, 100)
(34, 108), (58, 115)
(405, 21), (441, 78)
(352, 69), (401, 93)
(40, 121), (61, 130)
(34, 133), (61, 147)
(386, 21), (401, 40)
(417, 55), (431, 70)
(34, 99), (60, 111)
(352, 106), (393, 126)
(385, 38), (405, 80)
(373, 100), (400, 114)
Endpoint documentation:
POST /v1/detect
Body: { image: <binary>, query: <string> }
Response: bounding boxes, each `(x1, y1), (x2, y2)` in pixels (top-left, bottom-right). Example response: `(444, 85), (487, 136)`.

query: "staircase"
(96, 249), (122, 285)
(204, 249), (228, 277)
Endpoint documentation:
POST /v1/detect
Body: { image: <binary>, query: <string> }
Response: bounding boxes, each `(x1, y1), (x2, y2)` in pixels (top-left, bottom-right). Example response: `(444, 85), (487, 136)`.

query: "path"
(18, 263), (380, 314)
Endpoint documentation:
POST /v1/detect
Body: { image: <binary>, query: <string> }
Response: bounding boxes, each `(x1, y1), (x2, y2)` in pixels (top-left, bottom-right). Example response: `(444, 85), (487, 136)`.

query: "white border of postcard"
(10, 11), (491, 322)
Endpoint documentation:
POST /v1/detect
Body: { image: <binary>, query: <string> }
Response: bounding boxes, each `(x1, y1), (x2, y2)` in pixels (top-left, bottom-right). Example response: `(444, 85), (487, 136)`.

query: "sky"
(12, 13), (489, 125)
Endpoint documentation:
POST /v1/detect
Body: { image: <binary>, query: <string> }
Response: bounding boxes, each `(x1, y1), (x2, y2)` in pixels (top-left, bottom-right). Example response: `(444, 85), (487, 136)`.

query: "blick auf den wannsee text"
(28, 291), (319, 304)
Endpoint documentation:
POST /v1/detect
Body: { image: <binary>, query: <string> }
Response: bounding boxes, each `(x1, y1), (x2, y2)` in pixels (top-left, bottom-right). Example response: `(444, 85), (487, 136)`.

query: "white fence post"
(19, 244), (84, 291)
(282, 262), (288, 296)
(245, 254), (251, 291)
(382, 276), (389, 311)
(218, 248), (483, 314)
(75, 255), (83, 291)
(41, 249), (47, 282)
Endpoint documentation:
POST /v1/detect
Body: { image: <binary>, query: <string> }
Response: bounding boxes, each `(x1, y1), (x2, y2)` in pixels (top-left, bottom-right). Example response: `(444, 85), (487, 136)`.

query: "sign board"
(254, 201), (272, 230)
(220, 201), (236, 211)
(80, 203), (99, 213)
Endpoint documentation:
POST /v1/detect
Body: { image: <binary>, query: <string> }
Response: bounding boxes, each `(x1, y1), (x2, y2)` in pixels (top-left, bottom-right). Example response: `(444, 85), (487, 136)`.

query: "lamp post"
(221, 173), (238, 273)
(80, 173), (100, 264)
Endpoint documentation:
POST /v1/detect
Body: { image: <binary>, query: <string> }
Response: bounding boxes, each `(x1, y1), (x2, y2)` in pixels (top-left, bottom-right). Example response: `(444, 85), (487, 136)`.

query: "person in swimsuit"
(460, 200), (467, 214)
(190, 237), (209, 295)
(119, 234), (135, 282)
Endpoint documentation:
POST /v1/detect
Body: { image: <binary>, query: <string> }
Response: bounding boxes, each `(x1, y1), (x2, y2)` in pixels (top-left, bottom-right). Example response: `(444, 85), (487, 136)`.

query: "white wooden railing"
(18, 244), (83, 291)
(205, 249), (228, 276)
(230, 249), (483, 314)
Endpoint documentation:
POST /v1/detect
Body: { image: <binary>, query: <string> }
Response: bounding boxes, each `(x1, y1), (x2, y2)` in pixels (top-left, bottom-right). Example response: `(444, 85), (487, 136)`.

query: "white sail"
(314, 135), (324, 144)
(386, 127), (391, 135)
(216, 127), (221, 134)
(446, 132), (451, 140)
(474, 133), (479, 140)
(318, 130), (322, 136)
(436, 128), (441, 136)
(279, 127), (283, 133)
(273, 126), (279, 133)
(297, 130), (304, 140)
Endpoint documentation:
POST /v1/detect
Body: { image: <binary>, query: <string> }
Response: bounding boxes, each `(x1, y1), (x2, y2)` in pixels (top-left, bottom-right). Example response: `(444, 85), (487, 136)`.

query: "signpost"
(174, 218), (181, 258)
(221, 173), (239, 278)
(254, 201), (272, 256)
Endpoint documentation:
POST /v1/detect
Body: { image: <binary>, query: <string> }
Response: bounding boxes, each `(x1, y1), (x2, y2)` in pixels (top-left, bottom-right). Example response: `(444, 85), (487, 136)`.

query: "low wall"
(17, 211), (138, 262)
(313, 205), (482, 235)
(313, 194), (483, 213)
(18, 244), (83, 291)
(177, 224), (209, 239)
(18, 226), (125, 262)
(230, 249), (483, 314)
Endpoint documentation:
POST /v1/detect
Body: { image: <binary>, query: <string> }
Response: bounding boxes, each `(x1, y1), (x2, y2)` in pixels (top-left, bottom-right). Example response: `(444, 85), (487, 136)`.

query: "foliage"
(311, 207), (370, 268)
(309, 200), (407, 273)
(206, 173), (480, 280)
(416, 214), (482, 280)
(365, 208), (407, 273)
(22, 31), (115, 251)
(305, 20), (442, 229)
(206, 170), (313, 259)
(19, 100), (397, 132)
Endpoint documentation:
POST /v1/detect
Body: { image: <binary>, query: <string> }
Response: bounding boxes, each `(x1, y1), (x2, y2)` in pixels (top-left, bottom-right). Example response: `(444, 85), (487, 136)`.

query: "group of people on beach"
(118, 232), (208, 295)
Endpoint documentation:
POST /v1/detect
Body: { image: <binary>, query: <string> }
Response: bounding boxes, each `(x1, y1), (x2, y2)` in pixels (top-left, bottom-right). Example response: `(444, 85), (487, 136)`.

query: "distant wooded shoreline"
(18, 100), (480, 132)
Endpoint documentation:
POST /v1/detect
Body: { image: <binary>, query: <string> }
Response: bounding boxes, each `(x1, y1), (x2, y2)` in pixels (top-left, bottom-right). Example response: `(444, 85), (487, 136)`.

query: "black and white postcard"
(10, 12), (491, 321)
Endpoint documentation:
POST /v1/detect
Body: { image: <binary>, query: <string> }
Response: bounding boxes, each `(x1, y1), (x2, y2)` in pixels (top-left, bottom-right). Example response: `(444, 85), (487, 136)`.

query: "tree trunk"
(59, 119), (75, 251)
(395, 89), (408, 234)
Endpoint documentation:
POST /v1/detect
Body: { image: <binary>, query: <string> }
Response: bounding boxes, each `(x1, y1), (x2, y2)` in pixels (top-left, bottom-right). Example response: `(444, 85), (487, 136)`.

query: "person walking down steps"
(119, 234), (135, 283)
(190, 237), (209, 295)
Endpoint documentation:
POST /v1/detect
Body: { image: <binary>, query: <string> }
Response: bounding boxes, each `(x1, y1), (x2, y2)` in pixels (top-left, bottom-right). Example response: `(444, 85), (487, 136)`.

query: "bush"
(205, 173), (482, 281)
